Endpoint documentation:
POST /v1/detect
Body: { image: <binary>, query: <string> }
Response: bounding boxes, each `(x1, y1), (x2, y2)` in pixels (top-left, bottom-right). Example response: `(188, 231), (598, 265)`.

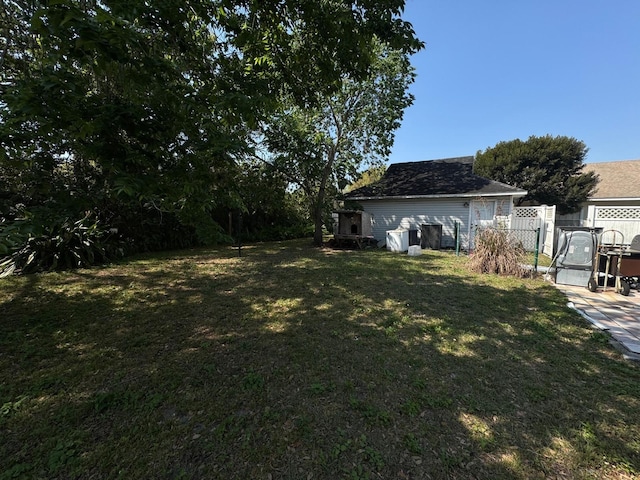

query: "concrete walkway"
(553, 282), (640, 361)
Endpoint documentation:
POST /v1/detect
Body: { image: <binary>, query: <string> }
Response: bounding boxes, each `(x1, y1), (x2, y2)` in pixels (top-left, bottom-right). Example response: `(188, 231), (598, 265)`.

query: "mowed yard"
(1, 240), (639, 480)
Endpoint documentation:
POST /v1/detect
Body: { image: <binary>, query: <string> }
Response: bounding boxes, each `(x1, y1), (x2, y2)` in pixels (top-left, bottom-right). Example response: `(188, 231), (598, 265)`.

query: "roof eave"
(347, 191), (528, 201)
(589, 197), (640, 202)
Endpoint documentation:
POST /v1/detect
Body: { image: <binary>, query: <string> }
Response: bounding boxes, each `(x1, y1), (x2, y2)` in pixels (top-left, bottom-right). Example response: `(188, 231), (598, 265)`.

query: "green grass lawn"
(1, 239), (639, 479)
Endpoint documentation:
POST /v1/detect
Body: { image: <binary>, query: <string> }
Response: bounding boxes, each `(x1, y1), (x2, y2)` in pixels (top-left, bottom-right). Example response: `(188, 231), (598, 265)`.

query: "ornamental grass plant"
(469, 227), (528, 277)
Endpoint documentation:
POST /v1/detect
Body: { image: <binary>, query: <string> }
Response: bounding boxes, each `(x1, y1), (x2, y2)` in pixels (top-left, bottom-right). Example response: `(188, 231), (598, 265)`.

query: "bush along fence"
(473, 225), (542, 271)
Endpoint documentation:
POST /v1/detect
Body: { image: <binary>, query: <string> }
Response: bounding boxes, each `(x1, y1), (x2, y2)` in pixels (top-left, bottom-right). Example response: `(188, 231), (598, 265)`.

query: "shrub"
(0, 212), (123, 277)
(468, 228), (527, 277)
(239, 223), (314, 242)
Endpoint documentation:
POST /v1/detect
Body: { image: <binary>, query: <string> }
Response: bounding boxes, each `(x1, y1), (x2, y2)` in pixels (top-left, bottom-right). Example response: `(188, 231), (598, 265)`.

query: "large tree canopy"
(0, 0), (421, 272)
(474, 135), (599, 214)
(262, 40), (419, 246)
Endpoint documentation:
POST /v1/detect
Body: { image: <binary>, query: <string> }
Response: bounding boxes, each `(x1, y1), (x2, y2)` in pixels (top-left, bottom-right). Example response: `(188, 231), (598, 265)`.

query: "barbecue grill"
(588, 231), (640, 296)
(621, 234), (640, 288)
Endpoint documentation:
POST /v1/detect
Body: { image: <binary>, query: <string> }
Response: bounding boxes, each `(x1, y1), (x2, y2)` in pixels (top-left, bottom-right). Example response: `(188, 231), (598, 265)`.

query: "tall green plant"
(0, 212), (122, 277)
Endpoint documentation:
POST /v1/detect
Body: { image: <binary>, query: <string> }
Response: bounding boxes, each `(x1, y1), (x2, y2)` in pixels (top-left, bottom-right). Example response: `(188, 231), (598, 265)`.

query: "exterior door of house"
(469, 200), (495, 250)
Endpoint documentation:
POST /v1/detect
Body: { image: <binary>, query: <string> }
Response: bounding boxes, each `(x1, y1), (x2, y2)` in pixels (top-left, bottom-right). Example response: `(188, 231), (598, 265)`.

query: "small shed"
(336, 210), (372, 236)
(332, 210), (375, 248)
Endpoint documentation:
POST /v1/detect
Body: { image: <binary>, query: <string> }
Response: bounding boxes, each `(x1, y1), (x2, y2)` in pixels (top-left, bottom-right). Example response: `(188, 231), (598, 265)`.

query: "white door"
(469, 200), (495, 250)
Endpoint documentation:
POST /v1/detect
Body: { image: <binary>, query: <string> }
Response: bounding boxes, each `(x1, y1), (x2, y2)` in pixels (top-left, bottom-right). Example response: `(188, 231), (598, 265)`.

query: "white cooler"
(386, 229), (409, 252)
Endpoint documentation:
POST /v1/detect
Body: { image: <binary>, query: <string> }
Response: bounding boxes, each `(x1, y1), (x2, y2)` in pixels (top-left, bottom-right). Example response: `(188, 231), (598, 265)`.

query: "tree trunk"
(312, 171), (330, 247)
(313, 202), (324, 247)
(312, 146), (338, 247)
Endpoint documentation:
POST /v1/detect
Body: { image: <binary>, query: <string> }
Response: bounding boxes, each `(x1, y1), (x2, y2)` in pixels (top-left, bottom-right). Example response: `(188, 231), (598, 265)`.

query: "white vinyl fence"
(493, 205), (556, 255)
(482, 204), (640, 255)
(585, 206), (640, 244)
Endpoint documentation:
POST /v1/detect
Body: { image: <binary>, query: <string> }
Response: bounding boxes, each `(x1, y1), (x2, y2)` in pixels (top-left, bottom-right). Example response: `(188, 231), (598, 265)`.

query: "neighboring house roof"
(346, 156), (527, 200)
(583, 159), (640, 200)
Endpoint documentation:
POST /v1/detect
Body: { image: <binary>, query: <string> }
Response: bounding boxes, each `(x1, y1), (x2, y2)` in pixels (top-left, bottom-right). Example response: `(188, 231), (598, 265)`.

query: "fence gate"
(510, 205), (556, 255)
(542, 205), (556, 255)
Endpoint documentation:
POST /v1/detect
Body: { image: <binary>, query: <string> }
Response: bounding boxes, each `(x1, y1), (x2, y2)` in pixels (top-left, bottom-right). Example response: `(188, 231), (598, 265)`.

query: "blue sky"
(389, 0), (640, 165)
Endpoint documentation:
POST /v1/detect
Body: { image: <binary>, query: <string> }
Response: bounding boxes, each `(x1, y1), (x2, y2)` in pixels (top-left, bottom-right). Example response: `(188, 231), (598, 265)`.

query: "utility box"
(421, 224), (442, 250)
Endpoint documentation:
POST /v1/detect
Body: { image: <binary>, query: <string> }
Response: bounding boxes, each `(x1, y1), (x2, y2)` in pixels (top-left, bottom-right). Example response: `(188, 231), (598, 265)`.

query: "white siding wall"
(359, 197), (517, 250)
(359, 198), (470, 248)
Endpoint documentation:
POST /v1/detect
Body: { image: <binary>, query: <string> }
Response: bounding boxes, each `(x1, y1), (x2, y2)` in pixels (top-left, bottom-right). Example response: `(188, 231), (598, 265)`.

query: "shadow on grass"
(1, 240), (639, 479)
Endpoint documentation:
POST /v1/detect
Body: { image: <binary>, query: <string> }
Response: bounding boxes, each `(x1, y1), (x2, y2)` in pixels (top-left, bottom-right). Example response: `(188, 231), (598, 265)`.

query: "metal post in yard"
(534, 227), (540, 271)
(235, 210), (243, 258)
(455, 221), (460, 256)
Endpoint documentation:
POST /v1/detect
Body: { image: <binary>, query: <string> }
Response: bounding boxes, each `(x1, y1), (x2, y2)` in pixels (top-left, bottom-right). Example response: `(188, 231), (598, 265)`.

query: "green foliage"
(263, 40), (420, 245)
(47, 439), (81, 475)
(0, 221), (26, 258)
(0, 212), (122, 277)
(241, 223), (314, 243)
(0, 395), (28, 419)
(242, 371), (265, 392)
(0, 462), (33, 480)
(404, 433), (423, 455)
(344, 165), (388, 193)
(1, 0), (422, 268)
(222, 161), (312, 242)
(474, 135), (598, 214)
(468, 228), (527, 277)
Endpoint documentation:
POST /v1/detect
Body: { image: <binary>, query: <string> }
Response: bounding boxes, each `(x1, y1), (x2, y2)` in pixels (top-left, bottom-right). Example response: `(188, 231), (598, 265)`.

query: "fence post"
(455, 221), (460, 256)
(534, 227), (540, 271)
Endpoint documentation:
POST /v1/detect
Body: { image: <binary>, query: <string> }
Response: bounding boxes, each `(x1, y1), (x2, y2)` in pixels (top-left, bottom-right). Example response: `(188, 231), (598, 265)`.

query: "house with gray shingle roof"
(584, 160), (640, 204)
(344, 156), (527, 250)
(559, 159), (640, 242)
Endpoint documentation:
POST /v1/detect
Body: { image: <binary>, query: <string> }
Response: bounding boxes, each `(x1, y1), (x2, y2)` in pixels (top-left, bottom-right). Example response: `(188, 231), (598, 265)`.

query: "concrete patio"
(553, 282), (640, 361)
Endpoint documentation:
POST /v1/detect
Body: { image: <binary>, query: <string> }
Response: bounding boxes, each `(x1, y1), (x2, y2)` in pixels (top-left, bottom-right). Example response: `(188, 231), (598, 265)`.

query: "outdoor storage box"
(386, 229), (409, 252)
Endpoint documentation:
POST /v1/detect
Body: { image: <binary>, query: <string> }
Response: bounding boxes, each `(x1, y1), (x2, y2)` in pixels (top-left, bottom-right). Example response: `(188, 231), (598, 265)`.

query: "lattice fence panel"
(514, 207), (539, 218)
(595, 207), (640, 220)
(593, 206), (640, 243)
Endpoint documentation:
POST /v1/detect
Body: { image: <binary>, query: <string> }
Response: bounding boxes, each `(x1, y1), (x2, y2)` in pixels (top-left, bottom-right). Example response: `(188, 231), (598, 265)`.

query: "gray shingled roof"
(583, 159), (640, 200)
(346, 156), (527, 200)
